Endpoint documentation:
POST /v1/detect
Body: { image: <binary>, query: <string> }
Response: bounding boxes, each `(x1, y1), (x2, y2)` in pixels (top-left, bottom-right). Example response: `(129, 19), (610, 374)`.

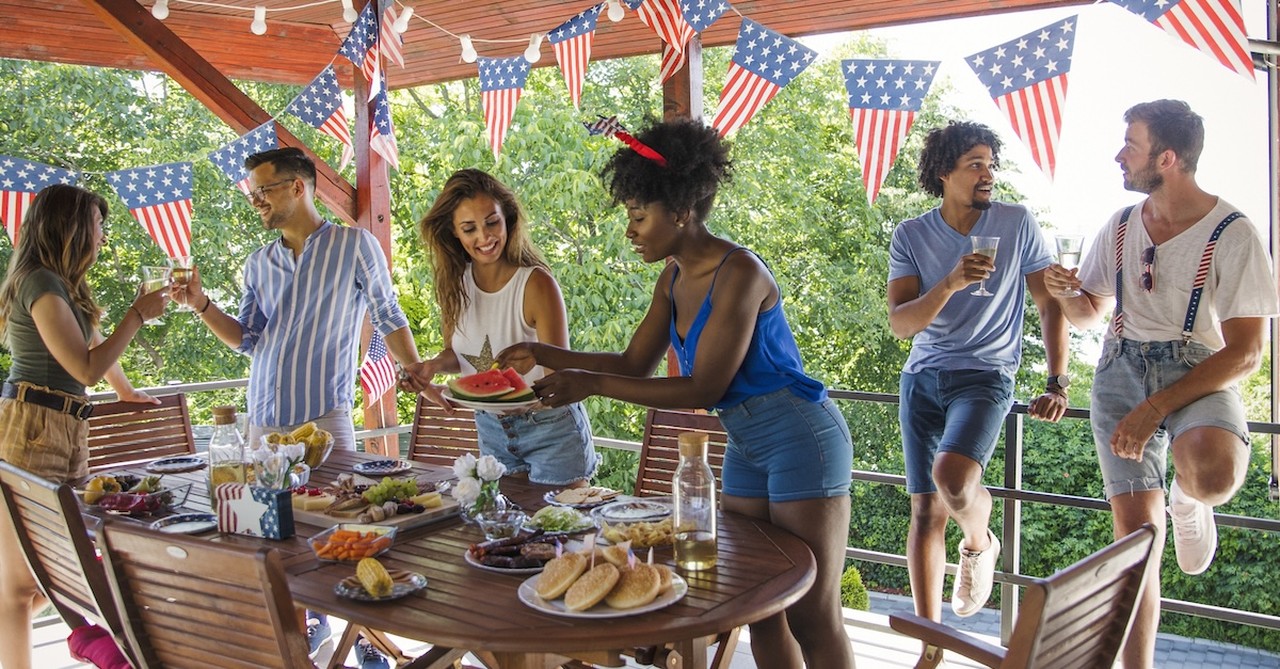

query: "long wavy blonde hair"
(0, 184), (105, 338)
(418, 169), (546, 335)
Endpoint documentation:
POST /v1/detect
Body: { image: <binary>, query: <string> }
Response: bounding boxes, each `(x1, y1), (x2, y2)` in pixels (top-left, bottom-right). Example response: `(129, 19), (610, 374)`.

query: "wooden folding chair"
(97, 519), (313, 669)
(635, 408), (728, 497)
(407, 394), (480, 467)
(0, 460), (135, 665)
(87, 393), (196, 472)
(890, 524), (1159, 669)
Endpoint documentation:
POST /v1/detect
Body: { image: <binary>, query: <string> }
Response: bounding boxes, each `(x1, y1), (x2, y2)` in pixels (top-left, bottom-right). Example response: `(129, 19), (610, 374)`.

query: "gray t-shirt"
(5, 268), (91, 395)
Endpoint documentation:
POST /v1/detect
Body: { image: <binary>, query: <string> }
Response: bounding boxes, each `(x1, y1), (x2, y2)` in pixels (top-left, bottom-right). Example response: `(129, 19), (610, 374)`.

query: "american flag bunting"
(285, 65), (353, 171)
(360, 330), (398, 406)
(0, 157), (79, 243)
(378, 0), (404, 68)
(368, 66), (400, 170)
(340, 2), (381, 84)
(967, 17), (1077, 180)
(207, 122), (278, 194)
(1109, 0), (1253, 80)
(548, 3), (603, 109)
(478, 56), (532, 158)
(711, 18), (817, 136)
(626, 0), (696, 83)
(843, 59), (940, 204)
(678, 0), (731, 32)
(105, 162), (195, 259)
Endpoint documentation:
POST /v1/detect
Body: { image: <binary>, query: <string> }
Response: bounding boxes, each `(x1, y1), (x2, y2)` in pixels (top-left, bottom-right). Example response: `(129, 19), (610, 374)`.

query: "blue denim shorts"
(900, 368), (1014, 494)
(1091, 339), (1248, 500)
(716, 388), (853, 502)
(474, 402), (598, 486)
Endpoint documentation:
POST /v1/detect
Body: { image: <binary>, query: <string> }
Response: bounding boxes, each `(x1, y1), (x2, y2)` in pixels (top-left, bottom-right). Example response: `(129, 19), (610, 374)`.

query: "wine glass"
(167, 255), (195, 311)
(1054, 235), (1084, 297)
(970, 236), (999, 297)
(139, 266), (171, 325)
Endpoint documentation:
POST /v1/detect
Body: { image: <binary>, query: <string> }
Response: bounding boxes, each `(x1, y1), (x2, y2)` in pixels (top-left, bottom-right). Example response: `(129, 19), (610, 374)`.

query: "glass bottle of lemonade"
(207, 405), (245, 510)
(673, 431), (717, 571)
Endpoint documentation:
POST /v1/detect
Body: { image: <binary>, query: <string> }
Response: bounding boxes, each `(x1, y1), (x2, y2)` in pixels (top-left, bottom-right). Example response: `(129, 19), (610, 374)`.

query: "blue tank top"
(668, 248), (827, 410)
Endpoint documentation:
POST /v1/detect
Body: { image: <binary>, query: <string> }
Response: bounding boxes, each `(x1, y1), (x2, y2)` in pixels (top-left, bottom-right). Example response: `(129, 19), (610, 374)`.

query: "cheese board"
(290, 488), (460, 531)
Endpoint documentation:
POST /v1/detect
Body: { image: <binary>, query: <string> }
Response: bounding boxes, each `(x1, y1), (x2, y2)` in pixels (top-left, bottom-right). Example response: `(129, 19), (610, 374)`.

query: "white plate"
(145, 456), (207, 474)
(334, 570), (427, 601)
(352, 459), (413, 476)
(442, 389), (540, 412)
(542, 488), (620, 510)
(593, 499), (672, 523)
(149, 513), (217, 534)
(463, 548), (546, 575)
(517, 572), (687, 619)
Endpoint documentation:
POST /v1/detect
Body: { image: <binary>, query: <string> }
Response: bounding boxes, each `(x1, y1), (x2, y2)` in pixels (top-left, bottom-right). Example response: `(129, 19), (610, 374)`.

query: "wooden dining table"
(97, 450), (817, 669)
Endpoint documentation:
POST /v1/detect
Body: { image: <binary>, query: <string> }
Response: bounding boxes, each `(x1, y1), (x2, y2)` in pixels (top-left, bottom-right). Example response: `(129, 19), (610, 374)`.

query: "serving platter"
(463, 548), (546, 575)
(352, 459), (413, 476)
(145, 455), (207, 474)
(516, 572), (687, 619)
(292, 495), (460, 532)
(442, 389), (540, 412)
(335, 570), (427, 602)
(542, 486), (620, 510)
(149, 513), (217, 534)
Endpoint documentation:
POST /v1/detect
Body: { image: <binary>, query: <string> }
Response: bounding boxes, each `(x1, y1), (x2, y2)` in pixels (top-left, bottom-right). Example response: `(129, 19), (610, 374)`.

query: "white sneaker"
(1169, 479), (1217, 575)
(951, 530), (999, 617)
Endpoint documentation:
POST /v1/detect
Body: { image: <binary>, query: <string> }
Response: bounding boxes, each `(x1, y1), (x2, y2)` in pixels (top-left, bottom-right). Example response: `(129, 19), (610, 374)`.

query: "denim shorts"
(716, 387), (853, 502)
(900, 368), (1014, 494)
(1091, 339), (1248, 500)
(474, 402), (598, 486)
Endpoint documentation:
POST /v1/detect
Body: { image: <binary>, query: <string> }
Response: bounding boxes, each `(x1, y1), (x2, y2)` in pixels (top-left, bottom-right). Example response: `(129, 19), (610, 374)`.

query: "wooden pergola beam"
(77, 0), (358, 224)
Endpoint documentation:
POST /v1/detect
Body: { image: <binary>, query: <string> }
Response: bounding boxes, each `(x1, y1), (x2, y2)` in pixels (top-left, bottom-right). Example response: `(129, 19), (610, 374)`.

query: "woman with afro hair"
(499, 119), (856, 668)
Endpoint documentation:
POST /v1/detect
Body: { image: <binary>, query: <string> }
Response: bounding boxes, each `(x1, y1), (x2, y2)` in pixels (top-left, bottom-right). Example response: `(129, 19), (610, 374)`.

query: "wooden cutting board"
(291, 494), (461, 532)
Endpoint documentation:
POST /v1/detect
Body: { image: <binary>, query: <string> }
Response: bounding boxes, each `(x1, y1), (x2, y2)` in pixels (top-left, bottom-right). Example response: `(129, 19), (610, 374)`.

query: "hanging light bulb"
(340, 0), (357, 23)
(151, 0), (169, 20)
(393, 6), (413, 33)
(250, 6), (267, 35)
(607, 0), (625, 22)
(459, 35), (478, 63)
(524, 33), (543, 64)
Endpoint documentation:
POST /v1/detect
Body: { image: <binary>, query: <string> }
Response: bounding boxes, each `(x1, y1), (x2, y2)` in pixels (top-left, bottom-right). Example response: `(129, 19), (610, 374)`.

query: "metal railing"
(101, 380), (1280, 646)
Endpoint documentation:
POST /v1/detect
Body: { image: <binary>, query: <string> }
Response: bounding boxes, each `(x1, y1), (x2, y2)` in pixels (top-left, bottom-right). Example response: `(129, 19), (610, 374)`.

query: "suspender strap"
(1181, 212), (1242, 343)
(1112, 206), (1135, 337)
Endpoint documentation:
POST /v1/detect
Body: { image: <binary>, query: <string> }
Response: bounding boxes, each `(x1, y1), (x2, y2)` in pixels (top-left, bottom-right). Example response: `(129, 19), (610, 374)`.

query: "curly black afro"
(601, 118), (733, 224)
(916, 121), (1002, 198)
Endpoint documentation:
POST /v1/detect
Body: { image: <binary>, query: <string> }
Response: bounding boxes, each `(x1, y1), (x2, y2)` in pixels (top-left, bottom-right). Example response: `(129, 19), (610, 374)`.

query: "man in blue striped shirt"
(175, 147), (431, 452)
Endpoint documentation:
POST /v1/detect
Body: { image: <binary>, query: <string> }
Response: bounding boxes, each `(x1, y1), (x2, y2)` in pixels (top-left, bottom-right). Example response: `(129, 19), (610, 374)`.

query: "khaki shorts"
(0, 396), (90, 482)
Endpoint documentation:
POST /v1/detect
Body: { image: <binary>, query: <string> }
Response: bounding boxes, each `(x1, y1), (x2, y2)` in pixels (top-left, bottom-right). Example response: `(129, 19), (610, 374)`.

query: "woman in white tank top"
(416, 169), (597, 487)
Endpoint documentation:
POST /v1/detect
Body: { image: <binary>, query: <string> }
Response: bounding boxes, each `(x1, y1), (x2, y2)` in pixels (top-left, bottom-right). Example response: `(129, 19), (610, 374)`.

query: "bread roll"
(535, 553), (588, 600)
(654, 563), (673, 593)
(601, 543), (632, 567)
(564, 563), (620, 612)
(605, 563), (661, 609)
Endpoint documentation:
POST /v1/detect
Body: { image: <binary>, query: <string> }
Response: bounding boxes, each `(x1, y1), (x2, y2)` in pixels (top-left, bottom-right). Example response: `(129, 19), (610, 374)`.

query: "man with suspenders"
(1047, 99), (1278, 669)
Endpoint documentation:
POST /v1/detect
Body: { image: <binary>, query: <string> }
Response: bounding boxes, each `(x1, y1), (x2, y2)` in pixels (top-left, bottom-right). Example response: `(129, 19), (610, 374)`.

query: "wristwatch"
(1046, 374), (1070, 395)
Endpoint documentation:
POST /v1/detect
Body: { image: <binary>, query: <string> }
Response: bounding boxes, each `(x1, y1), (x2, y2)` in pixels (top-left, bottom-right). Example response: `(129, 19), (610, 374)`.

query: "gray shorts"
(1091, 339), (1249, 500)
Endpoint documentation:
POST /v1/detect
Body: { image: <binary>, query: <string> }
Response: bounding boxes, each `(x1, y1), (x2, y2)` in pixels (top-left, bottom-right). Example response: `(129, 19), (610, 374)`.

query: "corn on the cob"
(356, 557), (393, 597)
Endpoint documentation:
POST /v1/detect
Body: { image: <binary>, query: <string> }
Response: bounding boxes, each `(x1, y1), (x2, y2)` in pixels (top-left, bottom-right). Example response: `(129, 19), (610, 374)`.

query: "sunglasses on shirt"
(1141, 245), (1156, 292)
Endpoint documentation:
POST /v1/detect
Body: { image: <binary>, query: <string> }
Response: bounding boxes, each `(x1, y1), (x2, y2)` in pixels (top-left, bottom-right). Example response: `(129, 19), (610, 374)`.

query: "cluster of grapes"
(361, 477), (419, 505)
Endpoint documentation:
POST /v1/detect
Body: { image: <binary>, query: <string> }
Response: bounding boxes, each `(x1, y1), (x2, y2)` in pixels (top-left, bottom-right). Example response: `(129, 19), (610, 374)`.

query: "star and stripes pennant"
(711, 18), (817, 136)
(547, 3), (603, 109)
(843, 59), (940, 204)
(967, 17), (1077, 180)
(583, 115), (669, 166)
(368, 66), (400, 170)
(626, 0), (696, 82)
(478, 56), (532, 158)
(285, 65), (354, 171)
(360, 330), (398, 405)
(0, 157), (79, 244)
(340, 2), (381, 84)
(378, 0), (404, 69)
(679, 0), (732, 32)
(105, 162), (194, 259)
(207, 122), (278, 194)
(1109, 0), (1253, 80)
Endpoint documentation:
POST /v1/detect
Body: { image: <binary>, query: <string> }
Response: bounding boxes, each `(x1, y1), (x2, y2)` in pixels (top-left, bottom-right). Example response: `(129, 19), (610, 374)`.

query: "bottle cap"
(677, 431), (709, 458)
(211, 405), (237, 425)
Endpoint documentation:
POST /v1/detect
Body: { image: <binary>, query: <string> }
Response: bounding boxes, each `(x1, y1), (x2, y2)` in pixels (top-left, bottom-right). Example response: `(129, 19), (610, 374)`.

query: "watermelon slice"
(447, 369), (514, 400)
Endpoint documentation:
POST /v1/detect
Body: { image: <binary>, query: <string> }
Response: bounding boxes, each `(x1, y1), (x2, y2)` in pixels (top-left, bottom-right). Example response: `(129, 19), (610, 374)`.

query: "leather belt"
(1, 383), (93, 420)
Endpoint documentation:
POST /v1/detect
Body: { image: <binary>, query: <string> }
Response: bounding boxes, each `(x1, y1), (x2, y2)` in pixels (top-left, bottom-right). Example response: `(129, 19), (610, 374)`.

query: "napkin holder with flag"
(215, 483), (295, 540)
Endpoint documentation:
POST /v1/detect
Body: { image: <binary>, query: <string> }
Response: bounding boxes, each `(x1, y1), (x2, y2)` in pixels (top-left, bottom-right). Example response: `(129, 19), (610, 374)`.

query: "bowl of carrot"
(309, 523), (396, 563)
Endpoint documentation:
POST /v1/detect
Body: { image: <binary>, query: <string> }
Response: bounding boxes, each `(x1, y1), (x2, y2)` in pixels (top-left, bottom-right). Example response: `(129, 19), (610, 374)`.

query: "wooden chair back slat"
(0, 461), (133, 661)
(87, 394), (196, 472)
(408, 396), (480, 467)
(636, 409), (728, 497)
(98, 520), (311, 669)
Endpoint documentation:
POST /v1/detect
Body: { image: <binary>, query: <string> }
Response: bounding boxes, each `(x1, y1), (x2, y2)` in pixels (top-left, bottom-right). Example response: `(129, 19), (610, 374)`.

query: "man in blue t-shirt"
(887, 121), (1069, 664)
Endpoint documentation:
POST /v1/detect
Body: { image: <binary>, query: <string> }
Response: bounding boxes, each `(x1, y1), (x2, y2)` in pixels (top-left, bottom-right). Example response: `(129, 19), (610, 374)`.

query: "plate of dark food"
(465, 529), (569, 575)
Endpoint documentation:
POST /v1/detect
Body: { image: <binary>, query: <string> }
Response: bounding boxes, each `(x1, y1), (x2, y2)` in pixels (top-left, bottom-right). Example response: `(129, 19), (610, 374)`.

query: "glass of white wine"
(139, 266), (171, 325)
(970, 235), (999, 297)
(1054, 235), (1084, 297)
(167, 255), (195, 311)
